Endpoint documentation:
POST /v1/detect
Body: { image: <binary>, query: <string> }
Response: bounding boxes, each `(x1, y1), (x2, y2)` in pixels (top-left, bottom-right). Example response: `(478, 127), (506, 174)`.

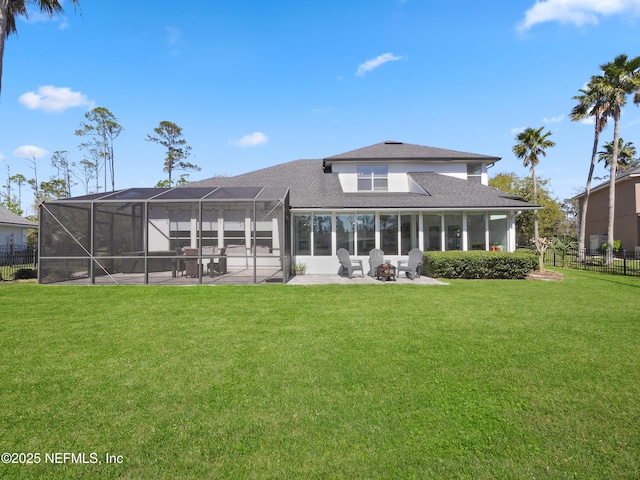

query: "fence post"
(623, 250), (627, 276)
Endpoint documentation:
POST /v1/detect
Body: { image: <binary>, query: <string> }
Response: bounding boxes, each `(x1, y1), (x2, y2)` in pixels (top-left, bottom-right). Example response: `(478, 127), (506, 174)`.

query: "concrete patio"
(286, 274), (447, 285)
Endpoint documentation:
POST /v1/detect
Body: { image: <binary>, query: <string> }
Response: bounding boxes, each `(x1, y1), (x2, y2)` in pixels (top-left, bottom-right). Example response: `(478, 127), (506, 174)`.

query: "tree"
(489, 172), (565, 246)
(597, 138), (637, 171)
(0, 0), (80, 98)
(512, 126), (556, 242)
(4, 172), (26, 215)
(9, 172), (26, 206)
(145, 121), (200, 187)
(76, 140), (102, 193)
(51, 150), (73, 197)
(597, 54), (640, 261)
(75, 107), (123, 192)
(72, 159), (97, 195)
(569, 77), (610, 255)
(39, 178), (68, 199)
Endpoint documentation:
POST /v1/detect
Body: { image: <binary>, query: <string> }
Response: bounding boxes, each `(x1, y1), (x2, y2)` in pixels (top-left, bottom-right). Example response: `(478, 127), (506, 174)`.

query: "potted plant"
(294, 262), (307, 275)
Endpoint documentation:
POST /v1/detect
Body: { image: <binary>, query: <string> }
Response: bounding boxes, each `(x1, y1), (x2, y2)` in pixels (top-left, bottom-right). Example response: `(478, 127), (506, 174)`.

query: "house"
(0, 205), (36, 246)
(189, 140), (538, 274)
(573, 166), (640, 251)
(38, 140), (538, 284)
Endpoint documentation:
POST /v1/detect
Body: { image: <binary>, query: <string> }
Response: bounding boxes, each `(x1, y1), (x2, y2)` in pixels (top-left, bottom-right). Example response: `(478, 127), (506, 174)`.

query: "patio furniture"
(337, 248), (364, 278)
(207, 248), (227, 276)
(184, 248), (199, 277)
(397, 248), (424, 280)
(368, 248), (384, 276)
(174, 247), (185, 276)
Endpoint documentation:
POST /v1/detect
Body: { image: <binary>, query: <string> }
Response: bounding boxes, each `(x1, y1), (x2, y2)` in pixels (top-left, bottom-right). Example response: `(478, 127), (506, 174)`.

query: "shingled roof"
(323, 140), (500, 169)
(0, 206), (36, 227)
(188, 159), (537, 210)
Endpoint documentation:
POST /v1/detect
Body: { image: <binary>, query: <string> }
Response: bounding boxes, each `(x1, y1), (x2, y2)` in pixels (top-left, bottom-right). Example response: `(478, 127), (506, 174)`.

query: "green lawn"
(1, 270), (639, 479)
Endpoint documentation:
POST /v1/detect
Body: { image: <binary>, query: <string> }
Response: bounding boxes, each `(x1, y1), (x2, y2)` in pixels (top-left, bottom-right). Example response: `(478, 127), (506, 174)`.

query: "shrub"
(14, 268), (38, 280)
(423, 251), (537, 279)
(600, 240), (623, 255)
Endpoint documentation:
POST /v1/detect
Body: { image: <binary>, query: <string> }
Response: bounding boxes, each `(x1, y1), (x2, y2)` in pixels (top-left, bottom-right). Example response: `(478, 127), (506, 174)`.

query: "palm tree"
(0, 0), (80, 98)
(598, 138), (637, 171)
(597, 54), (640, 261)
(569, 78), (610, 255)
(512, 126), (556, 242)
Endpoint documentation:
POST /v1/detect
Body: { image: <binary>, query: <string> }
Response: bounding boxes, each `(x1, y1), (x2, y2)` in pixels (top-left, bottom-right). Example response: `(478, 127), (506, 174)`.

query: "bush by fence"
(0, 245), (38, 281)
(424, 250), (538, 279)
(544, 248), (640, 277)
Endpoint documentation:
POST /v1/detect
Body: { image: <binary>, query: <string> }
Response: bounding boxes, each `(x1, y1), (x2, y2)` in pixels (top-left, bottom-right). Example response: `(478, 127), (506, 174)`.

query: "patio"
(287, 273), (447, 285)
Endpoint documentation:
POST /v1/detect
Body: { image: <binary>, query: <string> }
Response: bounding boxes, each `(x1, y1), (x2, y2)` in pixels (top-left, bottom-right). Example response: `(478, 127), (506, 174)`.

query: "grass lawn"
(1, 269), (639, 479)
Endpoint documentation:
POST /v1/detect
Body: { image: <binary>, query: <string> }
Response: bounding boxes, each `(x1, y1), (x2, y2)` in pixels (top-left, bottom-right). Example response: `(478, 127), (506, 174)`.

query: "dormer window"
(357, 165), (388, 191)
(467, 163), (482, 183)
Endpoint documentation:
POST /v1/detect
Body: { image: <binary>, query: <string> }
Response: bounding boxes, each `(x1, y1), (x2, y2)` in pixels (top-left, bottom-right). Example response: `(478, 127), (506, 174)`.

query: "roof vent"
(384, 140), (403, 145)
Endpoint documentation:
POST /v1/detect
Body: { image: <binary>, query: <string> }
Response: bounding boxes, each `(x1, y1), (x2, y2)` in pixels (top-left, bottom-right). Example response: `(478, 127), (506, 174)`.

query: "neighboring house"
(0, 205), (36, 246)
(190, 140), (538, 274)
(573, 166), (640, 251)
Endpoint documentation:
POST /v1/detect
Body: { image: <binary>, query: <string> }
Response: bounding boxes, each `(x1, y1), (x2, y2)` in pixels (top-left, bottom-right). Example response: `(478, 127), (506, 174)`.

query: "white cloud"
(229, 132), (269, 148)
(543, 115), (564, 123)
(356, 53), (403, 77)
(18, 85), (94, 113)
(511, 127), (527, 135)
(13, 145), (49, 160)
(518, 0), (640, 31)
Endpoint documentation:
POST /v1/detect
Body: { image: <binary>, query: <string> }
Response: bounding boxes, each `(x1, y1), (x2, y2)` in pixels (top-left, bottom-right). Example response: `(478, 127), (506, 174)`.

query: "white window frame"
(357, 165), (388, 191)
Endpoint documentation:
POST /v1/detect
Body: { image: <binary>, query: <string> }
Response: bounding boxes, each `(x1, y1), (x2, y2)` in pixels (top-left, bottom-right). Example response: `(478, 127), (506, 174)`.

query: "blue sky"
(2, 0), (640, 212)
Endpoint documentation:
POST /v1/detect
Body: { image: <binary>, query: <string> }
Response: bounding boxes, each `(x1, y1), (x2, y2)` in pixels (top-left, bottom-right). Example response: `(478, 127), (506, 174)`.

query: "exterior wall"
(580, 177), (640, 250)
(335, 161), (483, 193)
(0, 225), (30, 245)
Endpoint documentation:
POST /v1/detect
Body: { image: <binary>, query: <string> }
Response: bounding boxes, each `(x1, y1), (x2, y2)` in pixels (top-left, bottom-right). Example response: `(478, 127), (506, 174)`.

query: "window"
(489, 214), (507, 251)
(380, 214), (398, 254)
(444, 214), (462, 251)
(424, 214), (441, 251)
(467, 213), (486, 250)
(358, 165), (388, 191)
(313, 213), (332, 256)
(336, 214), (355, 254)
(356, 213), (375, 255)
(293, 214), (311, 255)
(467, 163), (482, 183)
(400, 213), (419, 254)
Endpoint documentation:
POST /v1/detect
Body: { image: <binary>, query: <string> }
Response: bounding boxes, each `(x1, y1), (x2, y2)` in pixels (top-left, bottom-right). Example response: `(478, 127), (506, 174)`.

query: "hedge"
(14, 268), (38, 280)
(423, 251), (538, 279)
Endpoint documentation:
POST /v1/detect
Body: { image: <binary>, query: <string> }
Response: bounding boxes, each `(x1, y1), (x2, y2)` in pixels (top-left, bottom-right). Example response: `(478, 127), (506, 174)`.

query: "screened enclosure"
(39, 187), (291, 285)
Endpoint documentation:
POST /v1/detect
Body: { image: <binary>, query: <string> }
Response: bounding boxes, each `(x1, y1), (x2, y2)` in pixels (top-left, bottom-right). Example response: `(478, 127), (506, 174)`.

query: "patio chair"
(337, 248), (364, 278)
(397, 248), (424, 280)
(184, 248), (199, 277)
(207, 247), (227, 276)
(368, 248), (384, 276)
(174, 247), (185, 276)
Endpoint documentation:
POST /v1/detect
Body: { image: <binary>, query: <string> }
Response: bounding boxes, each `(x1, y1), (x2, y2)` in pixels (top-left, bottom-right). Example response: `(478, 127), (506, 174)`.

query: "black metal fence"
(0, 244), (38, 280)
(544, 248), (640, 277)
